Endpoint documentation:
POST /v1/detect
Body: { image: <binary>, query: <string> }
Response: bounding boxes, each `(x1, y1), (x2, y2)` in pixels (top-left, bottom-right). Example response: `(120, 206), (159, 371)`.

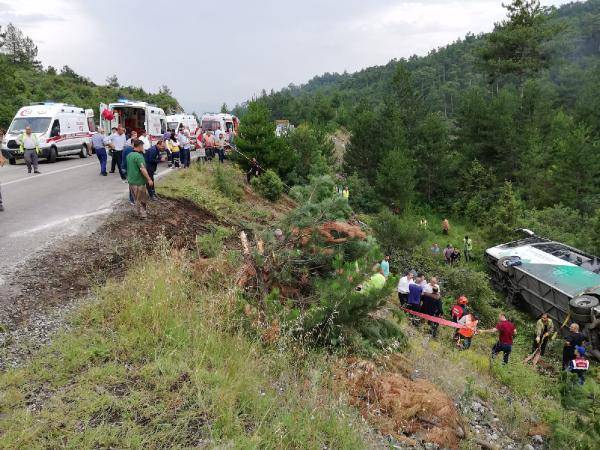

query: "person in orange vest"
(451, 296), (469, 341)
(457, 312), (479, 350)
(568, 346), (589, 385)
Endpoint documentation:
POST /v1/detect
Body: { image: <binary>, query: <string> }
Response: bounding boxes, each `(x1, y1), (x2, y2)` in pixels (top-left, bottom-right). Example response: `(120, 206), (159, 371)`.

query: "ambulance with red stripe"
(100, 100), (167, 145)
(1, 103), (94, 164)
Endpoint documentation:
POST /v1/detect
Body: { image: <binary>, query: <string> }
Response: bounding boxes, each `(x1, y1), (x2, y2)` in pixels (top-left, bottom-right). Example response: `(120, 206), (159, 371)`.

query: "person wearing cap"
(568, 346), (589, 385)
(562, 323), (586, 370)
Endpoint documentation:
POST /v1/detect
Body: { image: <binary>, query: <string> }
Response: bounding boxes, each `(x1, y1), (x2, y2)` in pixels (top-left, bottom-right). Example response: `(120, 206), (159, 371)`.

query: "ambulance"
(100, 100), (167, 144)
(1, 103), (94, 164)
(166, 114), (199, 133)
(200, 113), (239, 138)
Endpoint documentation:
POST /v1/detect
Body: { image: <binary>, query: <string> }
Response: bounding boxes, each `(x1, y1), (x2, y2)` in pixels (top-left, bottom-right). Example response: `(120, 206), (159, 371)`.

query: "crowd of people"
(391, 262), (590, 383)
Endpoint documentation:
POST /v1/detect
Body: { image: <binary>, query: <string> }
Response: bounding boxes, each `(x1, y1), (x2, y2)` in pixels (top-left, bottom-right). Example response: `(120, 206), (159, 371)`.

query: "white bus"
(1, 102), (94, 164)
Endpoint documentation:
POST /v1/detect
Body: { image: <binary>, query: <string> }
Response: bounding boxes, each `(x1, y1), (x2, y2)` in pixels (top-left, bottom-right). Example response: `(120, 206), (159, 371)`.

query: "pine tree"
(486, 181), (522, 241)
(220, 102), (229, 113)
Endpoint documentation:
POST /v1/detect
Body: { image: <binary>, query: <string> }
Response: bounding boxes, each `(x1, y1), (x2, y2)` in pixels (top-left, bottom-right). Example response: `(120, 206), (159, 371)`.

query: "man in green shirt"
(126, 140), (153, 219)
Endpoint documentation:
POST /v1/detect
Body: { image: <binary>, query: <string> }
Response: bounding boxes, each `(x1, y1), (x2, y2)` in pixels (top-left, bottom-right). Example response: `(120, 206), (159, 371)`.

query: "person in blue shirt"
(380, 255), (390, 278)
(144, 140), (165, 199)
(406, 273), (425, 326)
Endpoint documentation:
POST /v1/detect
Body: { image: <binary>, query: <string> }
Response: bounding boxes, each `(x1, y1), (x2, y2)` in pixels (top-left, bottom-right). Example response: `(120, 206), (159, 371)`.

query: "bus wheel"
(9, 158), (16, 165)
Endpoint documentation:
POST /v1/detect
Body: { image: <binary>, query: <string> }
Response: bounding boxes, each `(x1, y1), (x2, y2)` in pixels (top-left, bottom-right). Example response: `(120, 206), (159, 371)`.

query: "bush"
(370, 208), (427, 254)
(213, 164), (244, 201)
(345, 174), (381, 213)
(251, 169), (284, 201)
(196, 225), (233, 257)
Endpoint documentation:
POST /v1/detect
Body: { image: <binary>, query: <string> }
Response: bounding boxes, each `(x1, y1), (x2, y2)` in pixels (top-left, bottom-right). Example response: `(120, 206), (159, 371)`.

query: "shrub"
(370, 208), (427, 254)
(345, 173), (381, 213)
(251, 169), (284, 201)
(213, 164), (244, 201)
(196, 225), (233, 257)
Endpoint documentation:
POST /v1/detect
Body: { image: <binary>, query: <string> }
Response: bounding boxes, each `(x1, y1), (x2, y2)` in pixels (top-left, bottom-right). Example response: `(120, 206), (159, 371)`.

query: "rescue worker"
(342, 186), (350, 200)
(457, 312), (479, 349)
(562, 323), (586, 370)
(18, 126), (41, 174)
(358, 267), (386, 294)
(568, 346), (589, 385)
(524, 313), (555, 367)
(463, 235), (473, 262)
(451, 296), (469, 340)
(480, 312), (517, 364)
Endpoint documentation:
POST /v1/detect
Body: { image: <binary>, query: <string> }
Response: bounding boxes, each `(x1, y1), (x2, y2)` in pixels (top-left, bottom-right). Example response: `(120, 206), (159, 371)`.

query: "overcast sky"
(2, 0), (573, 113)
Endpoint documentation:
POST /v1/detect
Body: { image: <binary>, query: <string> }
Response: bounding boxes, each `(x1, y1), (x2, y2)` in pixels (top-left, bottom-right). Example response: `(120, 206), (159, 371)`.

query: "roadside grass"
(0, 247), (371, 448)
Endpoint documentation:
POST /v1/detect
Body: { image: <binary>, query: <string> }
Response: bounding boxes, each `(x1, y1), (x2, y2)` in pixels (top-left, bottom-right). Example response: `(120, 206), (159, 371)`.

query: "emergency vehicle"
(100, 100), (167, 144)
(200, 113), (239, 138)
(1, 103), (94, 164)
(166, 114), (198, 133)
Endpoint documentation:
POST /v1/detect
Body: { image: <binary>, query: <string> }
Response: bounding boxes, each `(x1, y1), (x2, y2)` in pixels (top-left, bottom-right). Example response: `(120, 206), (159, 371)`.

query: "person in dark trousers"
(127, 140), (153, 219)
(481, 313), (517, 364)
(562, 323), (586, 370)
(406, 273), (425, 326)
(524, 313), (555, 367)
(91, 127), (109, 176)
(420, 286), (443, 337)
(451, 296), (469, 341)
(397, 270), (413, 306)
(246, 158), (262, 183)
(109, 126), (127, 180)
(145, 140), (165, 199)
(568, 346), (589, 385)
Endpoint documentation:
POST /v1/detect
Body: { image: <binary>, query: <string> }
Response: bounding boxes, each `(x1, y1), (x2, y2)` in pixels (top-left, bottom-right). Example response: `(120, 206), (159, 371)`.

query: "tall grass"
(0, 249), (369, 448)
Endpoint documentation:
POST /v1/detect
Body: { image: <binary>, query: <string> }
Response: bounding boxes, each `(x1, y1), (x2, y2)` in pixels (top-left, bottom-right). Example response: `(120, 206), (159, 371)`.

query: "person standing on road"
(109, 126), (127, 181)
(18, 126), (41, 174)
(0, 146), (5, 211)
(145, 139), (165, 200)
(127, 139), (153, 219)
(139, 130), (151, 150)
(524, 313), (555, 367)
(177, 128), (191, 168)
(216, 131), (226, 163)
(481, 313), (517, 364)
(125, 130), (138, 147)
(205, 131), (215, 161)
(91, 127), (109, 176)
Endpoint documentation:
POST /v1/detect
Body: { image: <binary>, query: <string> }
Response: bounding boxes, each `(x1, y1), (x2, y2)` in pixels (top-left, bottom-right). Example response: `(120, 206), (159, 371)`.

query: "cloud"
(0, 1), (64, 23)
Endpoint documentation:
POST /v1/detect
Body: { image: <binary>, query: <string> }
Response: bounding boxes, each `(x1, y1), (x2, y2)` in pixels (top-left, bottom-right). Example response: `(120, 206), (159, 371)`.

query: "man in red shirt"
(481, 313), (517, 364)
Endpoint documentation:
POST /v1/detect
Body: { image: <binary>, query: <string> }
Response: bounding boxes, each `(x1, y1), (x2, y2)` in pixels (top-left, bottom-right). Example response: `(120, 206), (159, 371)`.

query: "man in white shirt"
(422, 276), (441, 297)
(139, 130), (151, 150)
(177, 129), (191, 168)
(109, 126), (127, 180)
(397, 271), (414, 306)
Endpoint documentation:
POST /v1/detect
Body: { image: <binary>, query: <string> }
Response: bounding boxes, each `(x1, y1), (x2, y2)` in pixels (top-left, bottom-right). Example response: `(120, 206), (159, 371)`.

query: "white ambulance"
(100, 100), (167, 145)
(200, 113), (239, 138)
(1, 102), (94, 164)
(166, 114), (199, 133)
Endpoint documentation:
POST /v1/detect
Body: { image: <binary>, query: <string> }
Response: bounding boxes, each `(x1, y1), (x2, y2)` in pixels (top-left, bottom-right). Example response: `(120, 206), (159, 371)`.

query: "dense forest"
(0, 23), (181, 129)
(234, 0), (600, 255)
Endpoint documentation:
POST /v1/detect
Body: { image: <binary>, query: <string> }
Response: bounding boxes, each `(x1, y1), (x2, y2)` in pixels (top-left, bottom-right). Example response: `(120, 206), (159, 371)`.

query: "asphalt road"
(0, 153), (184, 284)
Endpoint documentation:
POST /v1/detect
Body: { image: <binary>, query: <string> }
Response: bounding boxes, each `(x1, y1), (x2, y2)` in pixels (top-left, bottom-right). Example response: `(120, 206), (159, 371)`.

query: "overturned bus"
(486, 230), (600, 359)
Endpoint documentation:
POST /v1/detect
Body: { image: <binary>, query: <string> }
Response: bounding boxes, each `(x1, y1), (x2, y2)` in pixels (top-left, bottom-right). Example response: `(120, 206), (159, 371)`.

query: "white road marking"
(3, 162), (98, 186)
(8, 208), (113, 237)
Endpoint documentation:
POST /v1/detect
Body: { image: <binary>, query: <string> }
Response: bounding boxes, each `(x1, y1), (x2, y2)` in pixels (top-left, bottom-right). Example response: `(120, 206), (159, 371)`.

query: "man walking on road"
(109, 126), (127, 181)
(0, 148), (5, 211)
(91, 127), (109, 176)
(18, 126), (41, 174)
(145, 139), (165, 199)
(127, 140), (153, 219)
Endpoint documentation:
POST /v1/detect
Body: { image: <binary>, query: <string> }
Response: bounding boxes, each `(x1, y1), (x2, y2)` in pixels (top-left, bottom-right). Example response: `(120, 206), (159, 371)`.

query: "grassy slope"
(0, 166), (374, 449)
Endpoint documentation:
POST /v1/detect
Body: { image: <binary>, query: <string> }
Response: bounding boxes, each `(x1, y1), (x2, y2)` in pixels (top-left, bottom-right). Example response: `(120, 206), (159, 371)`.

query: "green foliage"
(196, 225), (233, 257)
(251, 169), (284, 201)
(345, 174), (381, 213)
(370, 209), (426, 254)
(212, 164), (244, 201)
(375, 148), (415, 211)
(282, 124), (332, 185)
(485, 181), (523, 243)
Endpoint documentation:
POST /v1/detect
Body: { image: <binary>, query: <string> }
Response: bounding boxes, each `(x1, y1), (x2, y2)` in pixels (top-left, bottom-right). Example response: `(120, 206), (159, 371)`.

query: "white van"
(166, 114), (198, 133)
(1, 103), (94, 164)
(100, 100), (167, 145)
(200, 113), (239, 138)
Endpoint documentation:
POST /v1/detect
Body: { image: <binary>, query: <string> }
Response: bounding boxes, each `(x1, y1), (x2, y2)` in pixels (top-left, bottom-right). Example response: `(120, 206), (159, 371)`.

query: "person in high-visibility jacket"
(568, 346), (589, 385)
(457, 312), (479, 349)
(18, 126), (42, 174)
